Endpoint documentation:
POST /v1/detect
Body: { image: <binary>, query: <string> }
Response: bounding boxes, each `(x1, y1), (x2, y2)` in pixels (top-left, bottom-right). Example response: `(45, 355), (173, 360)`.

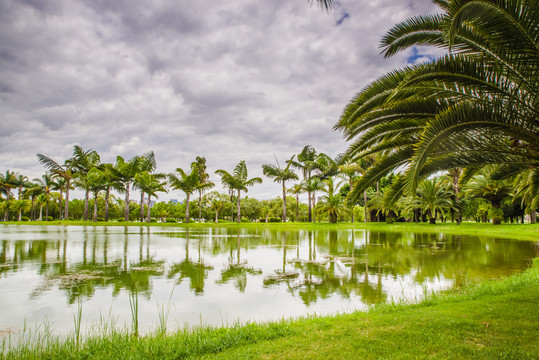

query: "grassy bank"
(2, 220), (538, 241)
(3, 259), (538, 359)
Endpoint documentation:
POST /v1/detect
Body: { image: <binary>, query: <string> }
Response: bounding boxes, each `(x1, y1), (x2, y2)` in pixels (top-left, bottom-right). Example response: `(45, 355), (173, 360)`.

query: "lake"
(0, 225), (537, 339)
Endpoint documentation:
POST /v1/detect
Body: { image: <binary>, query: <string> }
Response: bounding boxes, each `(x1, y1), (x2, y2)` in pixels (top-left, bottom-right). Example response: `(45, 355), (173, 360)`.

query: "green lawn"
(3, 220), (539, 241)
(3, 258), (538, 359)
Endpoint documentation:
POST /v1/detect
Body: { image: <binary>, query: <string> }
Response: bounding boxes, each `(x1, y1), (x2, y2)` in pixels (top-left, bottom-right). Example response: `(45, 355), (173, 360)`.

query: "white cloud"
(0, 0), (441, 201)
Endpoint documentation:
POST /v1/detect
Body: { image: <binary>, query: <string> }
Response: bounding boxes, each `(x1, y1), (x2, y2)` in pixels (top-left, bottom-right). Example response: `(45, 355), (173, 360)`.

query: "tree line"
(0, 142), (534, 224)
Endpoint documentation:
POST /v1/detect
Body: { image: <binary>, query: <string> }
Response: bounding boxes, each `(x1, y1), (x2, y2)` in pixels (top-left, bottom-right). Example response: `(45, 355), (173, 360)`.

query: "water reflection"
(0, 225), (536, 335)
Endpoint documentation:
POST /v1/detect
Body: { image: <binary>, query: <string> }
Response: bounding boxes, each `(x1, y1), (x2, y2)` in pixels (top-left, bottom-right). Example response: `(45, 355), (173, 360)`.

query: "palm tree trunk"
(39, 204), (43, 220)
(84, 189), (90, 221)
(146, 195), (152, 222)
(296, 195), (299, 222)
(350, 179), (354, 223)
(185, 193), (190, 222)
(236, 190), (241, 223)
(124, 182), (130, 222)
(93, 192), (98, 222)
(363, 190), (368, 223)
(104, 189), (110, 222)
(198, 190), (202, 221)
(307, 191), (312, 222)
(140, 191), (145, 222)
(376, 182), (380, 222)
(64, 178), (71, 220)
(530, 210), (537, 224)
(45, 200), (49, 221)
(282, 180), (287, 222)
(58, 190), (63, 220)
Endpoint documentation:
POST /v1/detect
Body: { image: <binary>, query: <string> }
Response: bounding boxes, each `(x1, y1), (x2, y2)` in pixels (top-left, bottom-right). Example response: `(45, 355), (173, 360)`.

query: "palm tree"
(72, 145), (101, 221)
(215, 161), (262, 223)
(51, 177), (67, 220)
(193, 157), (214, 221)
(410, 178), (454, 224)
(262, 156), (299, 222)
(288, 146), (319, 222)
(134, 151), (157, 222)
(168, 163), (200, 222)
(315, 178), (348, 223)
(37, 149), (79, 219)
(287, 183), (304, 222)
(135, 171), (167, 222)
(35, 172), (54, 221)
(335, 0), (538, 203)
(301, 177), (324, 222)
(24, 182), (43, 221)
(464, 169), (510, 224)
(115, 155), (142, 221)
(0, 170), (18, 221)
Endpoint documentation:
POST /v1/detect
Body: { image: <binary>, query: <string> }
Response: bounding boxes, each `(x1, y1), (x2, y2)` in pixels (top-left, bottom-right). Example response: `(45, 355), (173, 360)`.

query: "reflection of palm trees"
(217, 234), (262, 292)
(168, 229), (213, 295)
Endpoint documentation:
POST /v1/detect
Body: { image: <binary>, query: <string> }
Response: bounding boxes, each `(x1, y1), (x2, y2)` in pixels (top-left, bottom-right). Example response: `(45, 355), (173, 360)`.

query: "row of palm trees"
(334, 0), (538, 224)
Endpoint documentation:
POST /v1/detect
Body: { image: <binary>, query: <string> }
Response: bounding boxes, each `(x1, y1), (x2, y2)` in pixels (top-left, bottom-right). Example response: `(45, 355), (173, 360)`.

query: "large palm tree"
(215, 161), (262, 223)
(168, 163), (200, 222)
(411, 178), (455, 224)
(287, 183), (304, 222)
(335, 0), (538, 209)
(464, 169), (511, 224)
(262, 156), (299, 222)
(315, 178), (348, 223)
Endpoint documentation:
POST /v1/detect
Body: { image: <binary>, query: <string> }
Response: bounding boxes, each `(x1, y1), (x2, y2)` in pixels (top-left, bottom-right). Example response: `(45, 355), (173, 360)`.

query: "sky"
(0, 0), (442, 202)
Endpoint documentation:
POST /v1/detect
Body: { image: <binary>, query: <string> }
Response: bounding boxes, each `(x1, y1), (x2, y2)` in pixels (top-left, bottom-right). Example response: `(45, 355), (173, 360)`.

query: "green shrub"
(241, 219), (250, 223)
(165, 218), (177, 223)
(259, 218), (267, 223)
(116, 218), (125, 222)
(150, 218), (157, 222)
(218, 219), (230, 223)
(97, 217), (105, 222)
(385, 217), (395, 224)
(489, 207), (504, 225)
(268, 217), (281, 223)
(45, 216), (53, 221)
(20, 216), (30, 221)
(68, 217), (75, 221)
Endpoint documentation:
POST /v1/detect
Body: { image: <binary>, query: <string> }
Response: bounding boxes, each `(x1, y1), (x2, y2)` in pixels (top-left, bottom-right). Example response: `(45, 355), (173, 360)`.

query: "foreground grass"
(3, 259), (538, 359)
(2, 220), (539, 241)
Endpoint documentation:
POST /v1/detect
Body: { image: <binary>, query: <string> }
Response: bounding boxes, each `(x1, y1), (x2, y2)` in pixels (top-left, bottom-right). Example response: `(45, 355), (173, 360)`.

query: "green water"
(0, 225), (536, 338)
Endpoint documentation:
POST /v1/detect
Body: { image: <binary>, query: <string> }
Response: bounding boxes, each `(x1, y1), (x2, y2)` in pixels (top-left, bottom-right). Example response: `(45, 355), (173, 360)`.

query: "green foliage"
(20, 216), (30, 221)
(268, 217), (281, 223)
(489, 207), (504, 225)
(165, 218), (177, 223)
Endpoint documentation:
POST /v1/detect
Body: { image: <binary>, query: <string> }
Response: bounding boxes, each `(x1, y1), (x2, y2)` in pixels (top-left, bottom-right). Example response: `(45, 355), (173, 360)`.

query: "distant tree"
(262, 156), (298, 222)
(216, 161), (262, 223)
(169, 163), (200, 222)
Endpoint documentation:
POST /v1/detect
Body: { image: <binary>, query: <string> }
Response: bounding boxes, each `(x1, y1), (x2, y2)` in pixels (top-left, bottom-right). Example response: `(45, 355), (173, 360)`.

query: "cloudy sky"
(0, 0), (441, 202)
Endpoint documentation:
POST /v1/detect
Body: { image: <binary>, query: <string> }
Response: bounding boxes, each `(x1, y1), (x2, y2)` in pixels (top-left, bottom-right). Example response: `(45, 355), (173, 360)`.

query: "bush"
(489, 207), (504, 225)
(259, 218), (267, 223)
(241, 219), (250, 223)
(97, 217), (105, 222)
(20, 216), (30, 222)
(45, 216), (54, 221)
(165, 218), (177, 223)
(150, 218), (158, 222)
(268, 217), (281, 223)
(385, 217), (395, 224)
(218, 219), (230, 223)
(116, 218), (125, 222)
(67, 217), (75, 221)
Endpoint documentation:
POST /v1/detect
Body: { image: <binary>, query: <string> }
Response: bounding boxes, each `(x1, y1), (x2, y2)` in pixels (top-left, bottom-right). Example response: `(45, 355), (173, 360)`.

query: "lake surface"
(0, 225), (537, 339)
